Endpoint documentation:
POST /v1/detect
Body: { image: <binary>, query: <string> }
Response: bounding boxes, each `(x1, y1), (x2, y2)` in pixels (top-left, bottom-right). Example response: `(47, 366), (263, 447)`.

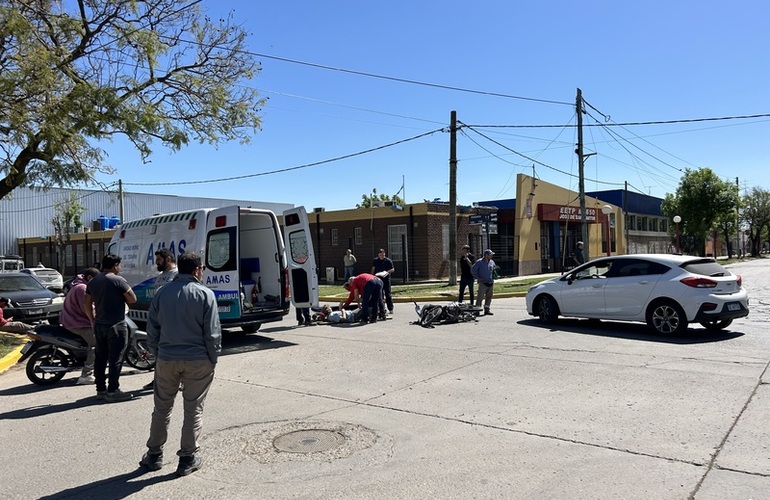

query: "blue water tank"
(98, 215), (109, 231)
(109, 216), (120, 228)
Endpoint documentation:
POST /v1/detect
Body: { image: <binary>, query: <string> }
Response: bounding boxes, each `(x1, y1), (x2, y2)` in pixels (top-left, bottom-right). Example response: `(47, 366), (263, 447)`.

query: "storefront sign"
(537, 204), (599, 223)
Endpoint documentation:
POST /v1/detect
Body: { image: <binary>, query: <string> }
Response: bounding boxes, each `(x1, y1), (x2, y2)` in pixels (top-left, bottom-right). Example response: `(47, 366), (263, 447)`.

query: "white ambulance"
(108, 206), (318, 332)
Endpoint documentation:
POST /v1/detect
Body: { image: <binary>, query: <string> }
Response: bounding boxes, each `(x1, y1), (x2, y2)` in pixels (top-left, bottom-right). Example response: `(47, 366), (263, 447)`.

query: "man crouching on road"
(141, 252), (221, 477)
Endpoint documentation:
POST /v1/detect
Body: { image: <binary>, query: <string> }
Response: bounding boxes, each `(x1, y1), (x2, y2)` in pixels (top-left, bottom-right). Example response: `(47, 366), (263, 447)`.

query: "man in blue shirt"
(471, 249), (496, 316)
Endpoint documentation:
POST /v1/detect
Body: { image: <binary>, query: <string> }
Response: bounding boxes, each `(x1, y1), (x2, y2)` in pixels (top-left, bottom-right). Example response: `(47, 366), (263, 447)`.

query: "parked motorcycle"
(20, 318), (155, 386)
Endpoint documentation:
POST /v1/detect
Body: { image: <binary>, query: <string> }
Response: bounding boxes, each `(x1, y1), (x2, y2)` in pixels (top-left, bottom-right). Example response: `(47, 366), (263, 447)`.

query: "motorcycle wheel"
(125, 340), (156, 371)
(26, 348), (69, 386)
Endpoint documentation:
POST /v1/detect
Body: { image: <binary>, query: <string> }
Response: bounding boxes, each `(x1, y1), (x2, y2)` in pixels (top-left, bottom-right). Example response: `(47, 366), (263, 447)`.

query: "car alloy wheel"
(648, 301), (688, 335)
(536, 295), (559, 324)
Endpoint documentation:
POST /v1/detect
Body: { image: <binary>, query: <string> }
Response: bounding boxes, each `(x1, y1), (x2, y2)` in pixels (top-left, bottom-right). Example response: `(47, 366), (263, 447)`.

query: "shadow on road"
(518, 318), (745, 344)
(37, 468), (177, 500)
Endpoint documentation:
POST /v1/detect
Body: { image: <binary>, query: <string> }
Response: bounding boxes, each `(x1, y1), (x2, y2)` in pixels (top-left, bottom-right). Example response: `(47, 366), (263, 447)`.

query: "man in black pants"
(84, 254), (137, 403)
(458, 245), (475, 304)
(371, 249), (395, 314)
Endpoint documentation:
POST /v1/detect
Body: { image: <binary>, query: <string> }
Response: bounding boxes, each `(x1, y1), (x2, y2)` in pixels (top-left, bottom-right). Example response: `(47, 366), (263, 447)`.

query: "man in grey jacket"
(140, 252), (221, 477)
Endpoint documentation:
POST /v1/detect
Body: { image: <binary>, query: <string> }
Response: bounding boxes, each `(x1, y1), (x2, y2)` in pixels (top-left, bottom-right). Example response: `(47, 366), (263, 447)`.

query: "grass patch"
(0, 332), (27, 359)
(320, 276), (548, 299)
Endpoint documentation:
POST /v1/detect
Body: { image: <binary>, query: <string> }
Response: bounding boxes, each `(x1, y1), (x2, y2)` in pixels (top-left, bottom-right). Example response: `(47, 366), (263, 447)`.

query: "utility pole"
(735, 177), (741, 255)
(449, 110), (458, 286)
(118, 179), (124, 225)
(576, 88), (588, 260)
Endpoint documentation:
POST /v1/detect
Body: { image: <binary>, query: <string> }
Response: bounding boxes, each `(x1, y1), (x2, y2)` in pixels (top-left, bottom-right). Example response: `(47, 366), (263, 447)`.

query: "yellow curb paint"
(0, 344), (24, 374)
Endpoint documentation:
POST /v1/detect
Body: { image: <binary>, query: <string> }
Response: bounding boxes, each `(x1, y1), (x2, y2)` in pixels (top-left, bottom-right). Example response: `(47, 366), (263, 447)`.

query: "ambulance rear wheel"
(241, 323), (261, 333)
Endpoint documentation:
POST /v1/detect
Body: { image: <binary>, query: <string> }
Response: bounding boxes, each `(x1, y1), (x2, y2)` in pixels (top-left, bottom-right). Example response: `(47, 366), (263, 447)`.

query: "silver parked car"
(525, 254), (749, 334)
(20, 267), (64, 293)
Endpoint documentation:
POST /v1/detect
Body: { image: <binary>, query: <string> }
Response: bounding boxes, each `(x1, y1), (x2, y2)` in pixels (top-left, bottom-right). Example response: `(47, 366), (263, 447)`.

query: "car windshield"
(0, 276), (46, 292)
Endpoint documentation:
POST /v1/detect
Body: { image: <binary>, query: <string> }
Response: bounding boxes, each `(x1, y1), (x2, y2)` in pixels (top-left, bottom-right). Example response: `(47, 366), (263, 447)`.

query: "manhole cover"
(273, 429), (345, 453)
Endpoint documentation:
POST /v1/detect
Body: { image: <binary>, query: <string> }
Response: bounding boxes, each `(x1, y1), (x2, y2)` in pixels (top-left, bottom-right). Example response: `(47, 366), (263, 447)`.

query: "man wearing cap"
(471, 249), (496, 316)
(458, 245), (476, 304)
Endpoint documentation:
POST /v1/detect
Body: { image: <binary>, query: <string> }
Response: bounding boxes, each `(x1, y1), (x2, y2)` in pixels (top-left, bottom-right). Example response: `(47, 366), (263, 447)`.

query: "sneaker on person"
(96, 389), (107, 400)
(176, 455), (203, 476)
(484, 309), (494, 316)
(140, 452), (163, 471)
(105, 389), (134, 403)
(77, 375), (95, 385)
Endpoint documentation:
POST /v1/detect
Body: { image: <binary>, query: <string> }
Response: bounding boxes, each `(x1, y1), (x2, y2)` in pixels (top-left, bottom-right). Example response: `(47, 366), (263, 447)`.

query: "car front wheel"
(648, 301), (688, 335)
(536, 295), (559, 324)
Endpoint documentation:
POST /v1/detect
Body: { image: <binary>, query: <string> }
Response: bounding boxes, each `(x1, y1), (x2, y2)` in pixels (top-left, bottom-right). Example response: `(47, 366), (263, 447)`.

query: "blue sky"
(98, 0), (770, 210)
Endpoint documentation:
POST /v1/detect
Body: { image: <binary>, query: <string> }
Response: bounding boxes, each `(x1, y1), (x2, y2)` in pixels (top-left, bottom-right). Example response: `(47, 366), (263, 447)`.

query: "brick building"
(309, 201), (496, 282)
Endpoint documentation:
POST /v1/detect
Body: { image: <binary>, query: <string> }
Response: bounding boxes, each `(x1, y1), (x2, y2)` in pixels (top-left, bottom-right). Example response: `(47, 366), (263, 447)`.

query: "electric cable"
(123, 128), (444, 187)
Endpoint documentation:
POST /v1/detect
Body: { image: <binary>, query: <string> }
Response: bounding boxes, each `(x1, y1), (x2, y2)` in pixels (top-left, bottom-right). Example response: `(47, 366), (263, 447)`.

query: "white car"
(19, 267), (64, 292)
(525, 254), (749, 334)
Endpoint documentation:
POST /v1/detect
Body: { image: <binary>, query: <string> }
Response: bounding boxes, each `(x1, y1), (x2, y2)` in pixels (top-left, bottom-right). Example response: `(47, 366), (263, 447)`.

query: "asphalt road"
(1, 259), (769, 499)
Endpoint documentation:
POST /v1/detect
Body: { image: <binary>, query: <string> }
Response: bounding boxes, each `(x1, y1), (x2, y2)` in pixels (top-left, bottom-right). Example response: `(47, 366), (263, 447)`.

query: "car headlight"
(51, 296), (64, 305)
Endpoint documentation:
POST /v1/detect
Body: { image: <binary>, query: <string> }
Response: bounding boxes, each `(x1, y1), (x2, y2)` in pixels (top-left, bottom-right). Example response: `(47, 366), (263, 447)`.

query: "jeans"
(458, 277), (475, 304)
(147, 358), (215, 458)
(381, 277), (393, 312)
(361, 278), (384, 320)
(343, 266), (355, 281)
(93, 321), (129, 393)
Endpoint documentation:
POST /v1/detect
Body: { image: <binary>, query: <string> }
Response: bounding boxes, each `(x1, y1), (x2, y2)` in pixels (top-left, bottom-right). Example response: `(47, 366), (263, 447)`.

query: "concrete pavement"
(1, 261), (769, 499)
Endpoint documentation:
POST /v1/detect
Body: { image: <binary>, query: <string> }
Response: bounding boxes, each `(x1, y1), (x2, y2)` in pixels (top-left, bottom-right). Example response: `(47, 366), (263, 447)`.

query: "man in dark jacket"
(141, 252), (221, 477)
(458, 245), (475, 304)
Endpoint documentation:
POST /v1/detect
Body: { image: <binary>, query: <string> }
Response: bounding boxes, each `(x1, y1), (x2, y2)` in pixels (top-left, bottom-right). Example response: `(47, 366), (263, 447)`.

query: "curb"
(319, 292), (527, 304)
(0, 344), (24, 374)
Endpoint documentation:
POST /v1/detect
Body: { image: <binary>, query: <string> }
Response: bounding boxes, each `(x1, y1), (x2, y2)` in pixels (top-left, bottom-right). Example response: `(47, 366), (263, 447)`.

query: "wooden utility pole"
(576, 88), (588, 260)
(449, 110), (458, 285)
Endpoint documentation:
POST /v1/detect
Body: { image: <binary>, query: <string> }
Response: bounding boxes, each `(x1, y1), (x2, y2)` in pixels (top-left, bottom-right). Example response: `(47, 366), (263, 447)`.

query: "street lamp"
(601, 205), (612, 256)
(673, 215), (682, 254)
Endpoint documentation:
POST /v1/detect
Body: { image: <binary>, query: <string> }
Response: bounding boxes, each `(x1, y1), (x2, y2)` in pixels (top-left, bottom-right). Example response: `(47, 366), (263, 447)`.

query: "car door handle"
(638, 280), (650, 284)
(592, 284), (604, 288)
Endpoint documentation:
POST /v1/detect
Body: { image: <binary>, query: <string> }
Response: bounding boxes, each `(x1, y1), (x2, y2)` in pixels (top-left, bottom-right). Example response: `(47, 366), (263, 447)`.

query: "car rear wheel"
(700, 319), (733, 331)
(536, 295), (559, 324)
(648, 300), (688, 335)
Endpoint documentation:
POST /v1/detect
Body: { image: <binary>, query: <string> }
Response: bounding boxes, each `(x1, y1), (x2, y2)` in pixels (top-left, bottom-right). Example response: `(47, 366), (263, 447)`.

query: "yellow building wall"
(515, 173), (626, 275)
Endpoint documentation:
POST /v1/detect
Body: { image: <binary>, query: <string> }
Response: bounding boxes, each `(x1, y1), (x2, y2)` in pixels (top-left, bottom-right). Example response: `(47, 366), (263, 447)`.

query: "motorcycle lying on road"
(19, 317), (156, 386)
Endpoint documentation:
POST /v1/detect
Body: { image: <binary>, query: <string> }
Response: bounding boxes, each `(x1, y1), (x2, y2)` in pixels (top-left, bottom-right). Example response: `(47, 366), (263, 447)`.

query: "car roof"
(21, 267), (59, 272)
(588, 254), (716, 265)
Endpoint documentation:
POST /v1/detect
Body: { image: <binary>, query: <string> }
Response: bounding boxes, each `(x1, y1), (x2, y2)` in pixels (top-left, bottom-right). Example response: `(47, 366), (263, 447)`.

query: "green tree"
(740, 187), (770, 257)
(661, 168), (737, 256)
(356, 188), (406, 209)
(51, 193), (85, 271)
(0, 0), (262, 200)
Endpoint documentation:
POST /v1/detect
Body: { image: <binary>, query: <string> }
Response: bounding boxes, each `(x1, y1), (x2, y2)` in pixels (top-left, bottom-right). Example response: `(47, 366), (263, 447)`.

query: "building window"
(354, 227), (362, 245)
(387, 224), (407, 262)
(331, 228), (338, 246)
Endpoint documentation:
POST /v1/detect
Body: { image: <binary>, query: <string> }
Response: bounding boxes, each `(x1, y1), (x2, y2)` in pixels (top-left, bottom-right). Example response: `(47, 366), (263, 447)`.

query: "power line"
(214, 48), (574, 107)
(123, 128), (445, 187)
(463, 112), (770, 128)
(459, 123), (625, 187)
